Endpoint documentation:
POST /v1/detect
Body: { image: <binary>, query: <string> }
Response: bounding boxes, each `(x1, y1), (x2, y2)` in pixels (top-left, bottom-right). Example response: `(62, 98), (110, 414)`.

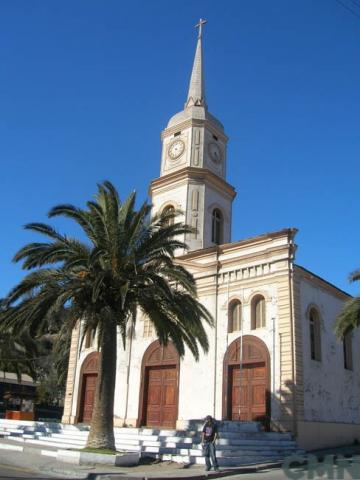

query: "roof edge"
(294, 264), (352, 299)
(178, 227), (298, 260)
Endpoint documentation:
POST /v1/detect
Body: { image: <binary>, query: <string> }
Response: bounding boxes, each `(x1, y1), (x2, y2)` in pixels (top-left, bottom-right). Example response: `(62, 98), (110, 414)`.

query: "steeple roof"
(166, 19), (224, 132)
(185, 19), (206, 109)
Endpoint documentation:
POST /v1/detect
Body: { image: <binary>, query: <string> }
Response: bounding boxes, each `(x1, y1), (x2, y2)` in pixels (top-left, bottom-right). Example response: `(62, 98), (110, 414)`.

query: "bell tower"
(150, 19), (236, 251)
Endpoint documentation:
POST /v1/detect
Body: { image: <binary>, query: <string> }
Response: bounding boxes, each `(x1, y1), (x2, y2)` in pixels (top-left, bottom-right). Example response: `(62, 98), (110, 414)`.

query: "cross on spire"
(195, 18), (207, 39)
(186, 19), (207, 108)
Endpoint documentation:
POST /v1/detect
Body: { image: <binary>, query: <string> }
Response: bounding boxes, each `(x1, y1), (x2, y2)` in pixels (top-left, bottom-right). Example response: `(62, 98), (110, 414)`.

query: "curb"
(18, 443), (139, 466)
(88, 462), (283, 480)
(56, 448), (139, 466)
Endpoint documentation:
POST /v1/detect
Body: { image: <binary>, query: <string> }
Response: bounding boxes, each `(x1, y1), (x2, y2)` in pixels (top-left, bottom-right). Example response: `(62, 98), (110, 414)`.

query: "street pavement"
(0, 438), (281, 479)
(0, 463), (61, 479)
(0, 445), (286, 480)
(1, 437), (360, 480)
(220, 466), (355, 479)
(0, 463), (358, 480)
(0, 443), (91, 479)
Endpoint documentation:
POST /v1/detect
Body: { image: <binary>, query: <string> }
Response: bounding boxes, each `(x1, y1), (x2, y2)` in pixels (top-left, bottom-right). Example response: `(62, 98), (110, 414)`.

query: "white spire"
(185, 18), (207, 109)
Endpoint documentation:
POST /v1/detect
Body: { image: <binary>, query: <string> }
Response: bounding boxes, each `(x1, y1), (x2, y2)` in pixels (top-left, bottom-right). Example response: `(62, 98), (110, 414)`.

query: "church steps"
(4, 435), (86, 450)
(115, 444), (141, 452)
(0, 428), (25, 436)
(4, 432), (298, 453)
(130, 439), (297, 450)
(211, 448), (301, 457)
(123, 428), (179, 437)
(25, 439), (86, 449)
(155, 454), (285, 466)
(140, 446), (298, 457)
(217, 439), (296, 446)
(114, 438), (142, 446)
(117, 434), (159, 442)
(113, 430), (294, 442)
(0, 419), (304, 466)
(153, 436), (196, 443)
(49, 432), (89, 440)
(30, 435), (87, 446)
(215, 432), (294, 440)
(0, 419), (85, 431)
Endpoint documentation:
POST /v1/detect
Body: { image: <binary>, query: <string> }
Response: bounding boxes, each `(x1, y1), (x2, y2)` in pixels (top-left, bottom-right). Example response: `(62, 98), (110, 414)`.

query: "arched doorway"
(138, 341), (180, 428)
(77, 351), (99, 423)
(223, 335), (270, 429)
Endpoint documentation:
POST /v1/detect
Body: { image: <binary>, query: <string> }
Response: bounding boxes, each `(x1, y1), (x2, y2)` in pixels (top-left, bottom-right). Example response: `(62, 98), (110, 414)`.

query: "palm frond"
(48, 204), (96, 244)
(334, 297), (360, 339)
(1, 180), (213, 449)
(349, 268), (360, 283)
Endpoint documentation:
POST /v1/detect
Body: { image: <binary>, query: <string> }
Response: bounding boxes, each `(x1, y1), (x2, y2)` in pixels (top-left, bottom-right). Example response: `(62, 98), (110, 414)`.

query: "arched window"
(343, 329), (353, 370)
(228, 300), (242, 333)
(212, 209), (223, 244)
(162, 205), (175, 227)
(251, 295), (266, 329)
(143, 318), (154, 337)
(309, 308), (321, 361)
(84, 330), (95, 349)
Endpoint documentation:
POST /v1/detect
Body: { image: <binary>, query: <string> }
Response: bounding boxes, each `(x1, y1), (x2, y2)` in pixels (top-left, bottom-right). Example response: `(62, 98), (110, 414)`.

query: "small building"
(0, 372), (36, 420)
(61, 23), (358, 451)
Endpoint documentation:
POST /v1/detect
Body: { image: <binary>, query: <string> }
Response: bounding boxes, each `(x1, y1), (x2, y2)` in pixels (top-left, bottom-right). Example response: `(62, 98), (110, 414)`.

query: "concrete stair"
(0, 419), (304, 466)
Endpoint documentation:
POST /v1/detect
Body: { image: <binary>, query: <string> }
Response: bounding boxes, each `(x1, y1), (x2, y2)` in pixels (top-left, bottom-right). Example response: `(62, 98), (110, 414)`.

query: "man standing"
(201, 415), (219, 472)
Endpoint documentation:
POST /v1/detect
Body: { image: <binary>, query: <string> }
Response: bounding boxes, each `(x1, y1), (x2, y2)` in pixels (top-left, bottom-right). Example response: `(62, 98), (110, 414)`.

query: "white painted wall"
(151, 183), (187, 222)
(161, 126), (193, 175)
(300, 278), (360, 423)
(213, 281), (282, 422)
(177, 293), (216, 421)
(69, 231), (299, 429)
(203, 184), (232, 246)
(115, 276), (284, 426)
(151, 182), (188, 253)
(71, 242), (360, 431)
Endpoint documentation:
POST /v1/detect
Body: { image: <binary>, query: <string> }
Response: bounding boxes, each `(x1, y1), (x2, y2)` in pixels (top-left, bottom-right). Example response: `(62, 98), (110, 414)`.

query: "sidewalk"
(3, 435), (360, 480)
(0, 437), (281, 479)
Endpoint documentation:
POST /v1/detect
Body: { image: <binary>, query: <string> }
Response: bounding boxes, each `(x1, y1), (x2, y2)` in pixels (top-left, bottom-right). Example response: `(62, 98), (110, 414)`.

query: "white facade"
(299, 273), (360, 423)
(62, 24), (360, 451)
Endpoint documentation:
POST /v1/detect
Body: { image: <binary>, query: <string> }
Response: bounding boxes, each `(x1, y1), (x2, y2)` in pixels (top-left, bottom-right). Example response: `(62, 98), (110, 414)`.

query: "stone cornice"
(177, 228), (298, 261)
(177, 246), (291, 275)
(173, 229), (297, 280)
(220, 228), (298, 255)
(194, 270), (291, 297)
(149, 167), (236, 200)
(161, 118), (228, 143)
(219, 245), (292, 268)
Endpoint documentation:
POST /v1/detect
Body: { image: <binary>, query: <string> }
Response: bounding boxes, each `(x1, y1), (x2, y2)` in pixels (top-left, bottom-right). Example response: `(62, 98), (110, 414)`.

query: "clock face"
(168, 139), (185, 160)
(208, 142), (222, 164)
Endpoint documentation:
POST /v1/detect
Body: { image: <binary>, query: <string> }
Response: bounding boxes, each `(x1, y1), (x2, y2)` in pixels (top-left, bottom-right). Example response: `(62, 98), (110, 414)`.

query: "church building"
(62, 21), (360, 451)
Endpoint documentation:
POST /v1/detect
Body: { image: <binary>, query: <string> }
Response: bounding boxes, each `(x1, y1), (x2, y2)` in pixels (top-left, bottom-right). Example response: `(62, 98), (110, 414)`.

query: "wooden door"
(145, 366), (177, 428)
(230, 365), (248, 421)
(250, 363), (267, 421)
(81, 373), (97, 423)
(230, 363), (266, 422)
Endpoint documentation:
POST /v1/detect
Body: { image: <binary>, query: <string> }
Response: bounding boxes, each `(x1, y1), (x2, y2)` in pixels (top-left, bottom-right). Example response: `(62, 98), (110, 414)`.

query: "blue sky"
(1, 0), (359, 297)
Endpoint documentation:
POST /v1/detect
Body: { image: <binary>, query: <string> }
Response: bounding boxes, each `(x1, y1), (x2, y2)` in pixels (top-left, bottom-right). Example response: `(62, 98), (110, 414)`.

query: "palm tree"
(0, 181), (213, 450)
(335, 268), (360, 338)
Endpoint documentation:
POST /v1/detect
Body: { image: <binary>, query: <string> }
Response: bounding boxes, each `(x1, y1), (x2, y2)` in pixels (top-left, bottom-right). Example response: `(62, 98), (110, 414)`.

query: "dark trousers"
(203, 442), (218, 470)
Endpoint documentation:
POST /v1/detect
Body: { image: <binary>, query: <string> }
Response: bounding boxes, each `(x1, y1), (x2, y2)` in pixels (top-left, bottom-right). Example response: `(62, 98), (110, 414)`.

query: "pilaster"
(61, 321), (80, 424)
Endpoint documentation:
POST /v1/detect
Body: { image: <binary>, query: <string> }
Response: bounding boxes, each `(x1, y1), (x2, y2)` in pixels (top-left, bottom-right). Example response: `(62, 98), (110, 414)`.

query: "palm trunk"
(86, 318), (117, 450)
